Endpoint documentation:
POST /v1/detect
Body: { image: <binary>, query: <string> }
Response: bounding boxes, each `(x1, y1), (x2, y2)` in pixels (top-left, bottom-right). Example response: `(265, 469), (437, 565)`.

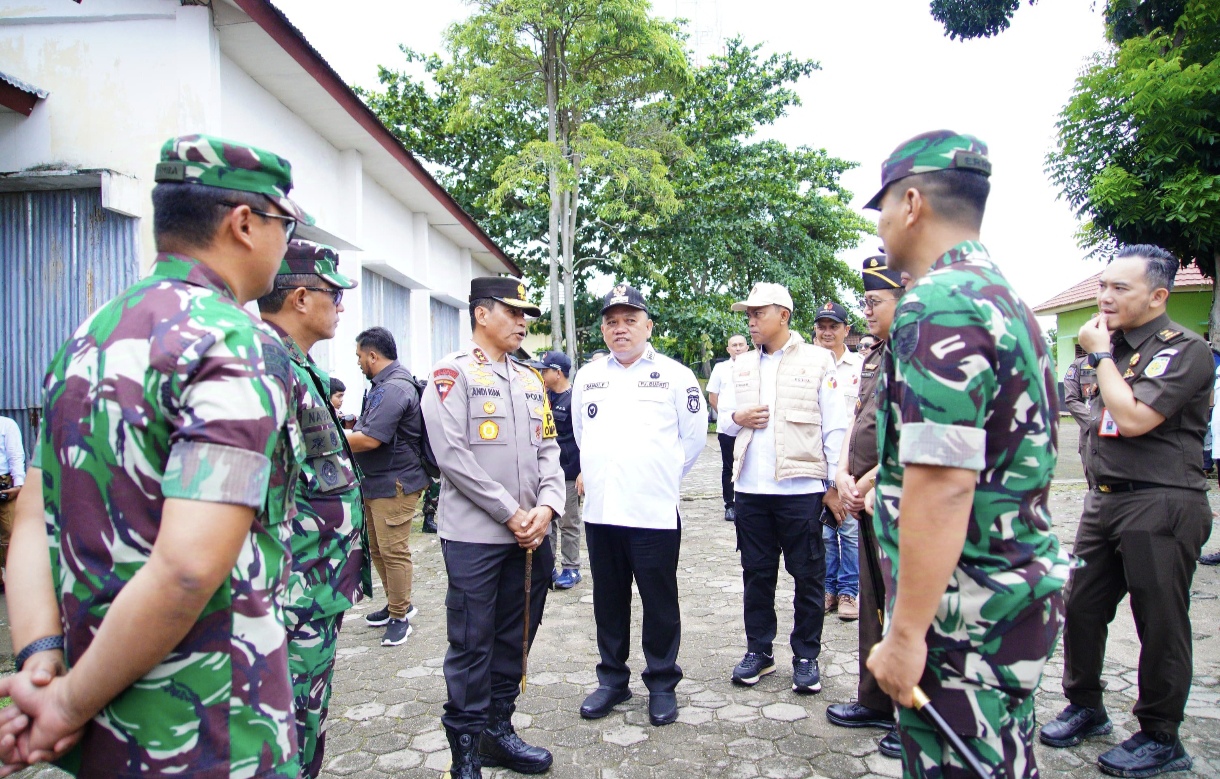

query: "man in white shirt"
(813, 302), (864, 621)
(707, 335), (749, 522)
(719, 283), (848, 695)
(0, 415), (25, 590)
(573, 283), (708, 727)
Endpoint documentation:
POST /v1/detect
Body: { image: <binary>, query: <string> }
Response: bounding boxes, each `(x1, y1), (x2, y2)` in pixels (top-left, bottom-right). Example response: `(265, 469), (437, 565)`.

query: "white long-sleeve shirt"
(719, 343), (848, 495)
(0, 416), (25, 487)
(573, 345), (708, 529)
(706, 358), (738, 435)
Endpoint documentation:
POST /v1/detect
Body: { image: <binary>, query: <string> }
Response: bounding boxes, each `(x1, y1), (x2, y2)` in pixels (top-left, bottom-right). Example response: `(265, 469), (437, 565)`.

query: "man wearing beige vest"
(719, 283), (849, 695)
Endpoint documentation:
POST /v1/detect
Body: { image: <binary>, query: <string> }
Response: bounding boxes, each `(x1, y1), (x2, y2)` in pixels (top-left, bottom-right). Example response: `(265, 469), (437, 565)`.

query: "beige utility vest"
(732, 333), (835, 482)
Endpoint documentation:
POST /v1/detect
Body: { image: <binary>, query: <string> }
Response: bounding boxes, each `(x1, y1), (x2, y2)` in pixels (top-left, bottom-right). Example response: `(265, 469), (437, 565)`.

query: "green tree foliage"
(1046, 0), (1220, 335)
(441, 0), (691, 360)
(615, 40), (870, 367)
(930, 0), (1185, 41)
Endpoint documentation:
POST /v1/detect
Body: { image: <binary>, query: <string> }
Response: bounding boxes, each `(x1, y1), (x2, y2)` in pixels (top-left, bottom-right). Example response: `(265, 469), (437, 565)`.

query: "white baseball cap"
(731, 282), (794, 313)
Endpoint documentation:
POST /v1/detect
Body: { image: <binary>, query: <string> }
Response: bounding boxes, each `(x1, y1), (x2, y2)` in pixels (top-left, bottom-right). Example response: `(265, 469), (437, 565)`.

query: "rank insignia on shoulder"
(1158, 328), (1183, 342)
(479, 420), (499, 440)
(473, 347), (489, 363)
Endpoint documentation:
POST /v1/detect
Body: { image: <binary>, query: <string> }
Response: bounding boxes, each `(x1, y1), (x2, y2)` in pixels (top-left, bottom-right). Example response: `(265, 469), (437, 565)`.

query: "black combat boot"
(446, 727), (482, 779)
(480, 698), (553, 774)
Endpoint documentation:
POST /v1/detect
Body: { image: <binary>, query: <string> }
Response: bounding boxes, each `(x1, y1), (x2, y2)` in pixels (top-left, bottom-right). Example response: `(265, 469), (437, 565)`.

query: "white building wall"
(0, 0), (486, 421)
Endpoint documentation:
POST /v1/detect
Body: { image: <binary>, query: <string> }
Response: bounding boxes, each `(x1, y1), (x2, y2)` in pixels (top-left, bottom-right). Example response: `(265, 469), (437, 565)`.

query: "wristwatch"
(1087, 352), (1113, 368)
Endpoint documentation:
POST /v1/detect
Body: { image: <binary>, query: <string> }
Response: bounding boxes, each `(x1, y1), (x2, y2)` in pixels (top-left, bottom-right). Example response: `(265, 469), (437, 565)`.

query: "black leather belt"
(1095, 481), (1166, 493)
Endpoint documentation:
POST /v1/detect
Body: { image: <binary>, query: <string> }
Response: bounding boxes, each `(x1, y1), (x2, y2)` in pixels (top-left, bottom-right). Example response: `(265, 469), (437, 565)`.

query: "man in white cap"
(718, 283), (848, 696)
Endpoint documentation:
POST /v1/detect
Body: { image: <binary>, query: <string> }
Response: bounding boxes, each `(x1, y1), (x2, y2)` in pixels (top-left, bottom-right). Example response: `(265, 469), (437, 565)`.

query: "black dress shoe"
(877, 729), (902, 759)
(1098, 731), (1192, 777)
(580, 686), (632, 719)
(826, 701), (894, 729)
(1040, 703), (1112, 747)
(648, 692), (678, 726)
(1200, 551), (1220, 565)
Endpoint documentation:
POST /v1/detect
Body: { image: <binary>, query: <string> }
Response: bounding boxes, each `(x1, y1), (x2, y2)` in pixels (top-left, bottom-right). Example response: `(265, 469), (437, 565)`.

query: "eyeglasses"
(857, 294), (899, 312)
(218, 201), (297, 240)
(299, 286), (343, 306)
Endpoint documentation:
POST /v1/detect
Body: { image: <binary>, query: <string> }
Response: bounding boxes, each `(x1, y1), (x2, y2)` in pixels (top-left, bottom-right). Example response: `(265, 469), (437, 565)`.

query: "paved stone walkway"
(12, 434), (1220, 778)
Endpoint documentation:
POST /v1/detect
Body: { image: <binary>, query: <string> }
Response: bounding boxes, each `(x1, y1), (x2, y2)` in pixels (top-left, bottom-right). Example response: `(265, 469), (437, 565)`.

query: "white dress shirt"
(720, 342), (848, 496)
(818, 345), (864, 414)
(573, 345), (708, 529)
(0, 416), (25, 487)
(706, 358), (737, 435)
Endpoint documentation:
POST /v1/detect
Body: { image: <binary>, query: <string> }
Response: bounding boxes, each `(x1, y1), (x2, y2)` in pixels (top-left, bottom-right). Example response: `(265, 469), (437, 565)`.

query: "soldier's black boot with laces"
(479, 698), (553, 773)
(445, 727), (482, 779)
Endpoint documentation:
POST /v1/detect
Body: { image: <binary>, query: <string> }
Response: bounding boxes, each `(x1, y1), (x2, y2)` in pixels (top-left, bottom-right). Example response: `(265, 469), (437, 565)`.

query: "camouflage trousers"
(288, 610), (345, 779)
(895, 592), (1064, 779)
(897, 688), (1040, 779)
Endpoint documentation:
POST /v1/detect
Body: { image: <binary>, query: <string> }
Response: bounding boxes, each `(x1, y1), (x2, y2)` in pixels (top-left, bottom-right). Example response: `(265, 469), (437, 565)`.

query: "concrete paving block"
(602, 725), (649, 747)
(342, 702), (386, 721)
(762, 703), (808, 722)
(375, 748), (423, 771)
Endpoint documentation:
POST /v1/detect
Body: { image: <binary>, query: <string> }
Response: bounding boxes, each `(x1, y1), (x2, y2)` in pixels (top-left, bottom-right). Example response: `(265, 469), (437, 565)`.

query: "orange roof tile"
(1033, 265), (1212, 313)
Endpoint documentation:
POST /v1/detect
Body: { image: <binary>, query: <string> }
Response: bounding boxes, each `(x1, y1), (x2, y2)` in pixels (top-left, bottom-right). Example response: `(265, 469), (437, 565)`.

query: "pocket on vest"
(785, 409), (823, 459)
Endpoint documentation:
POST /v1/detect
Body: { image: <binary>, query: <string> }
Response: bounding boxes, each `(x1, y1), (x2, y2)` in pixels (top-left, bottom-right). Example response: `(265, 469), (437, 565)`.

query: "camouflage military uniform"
(37, 254), (303, 778)
(267, 241), (365, 778)
(28, 134), (330, 778)
(875, 241), (1072, 778)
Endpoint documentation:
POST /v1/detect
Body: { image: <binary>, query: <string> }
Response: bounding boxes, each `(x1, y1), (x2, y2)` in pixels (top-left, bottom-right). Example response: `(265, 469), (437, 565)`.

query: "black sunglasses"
(218, 201), (297, 240)
(298, 287), (343, 306)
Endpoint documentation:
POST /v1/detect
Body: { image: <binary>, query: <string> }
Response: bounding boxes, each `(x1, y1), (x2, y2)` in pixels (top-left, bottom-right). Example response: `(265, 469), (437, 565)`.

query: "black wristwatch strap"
(1089, 352), (1113, 368)
(15, 635), (65, 671)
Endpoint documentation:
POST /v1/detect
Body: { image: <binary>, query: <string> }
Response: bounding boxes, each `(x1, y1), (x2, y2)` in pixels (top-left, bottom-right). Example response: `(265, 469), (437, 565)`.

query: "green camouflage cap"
(279, 239), (357, 289)
(863, 130), (991, 210)
(154, 134), (316, 228)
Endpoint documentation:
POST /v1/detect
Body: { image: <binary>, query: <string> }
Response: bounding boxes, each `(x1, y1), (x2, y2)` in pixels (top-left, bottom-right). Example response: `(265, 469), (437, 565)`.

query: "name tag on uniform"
(1099, 408), (1120, 437)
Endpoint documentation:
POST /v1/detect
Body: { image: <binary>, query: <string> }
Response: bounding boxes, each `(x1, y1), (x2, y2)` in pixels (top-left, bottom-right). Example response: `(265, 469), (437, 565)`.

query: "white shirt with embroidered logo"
(573, 345), (708, 530)
(720, 341), (848, 496)
(817, 344), (864, 417)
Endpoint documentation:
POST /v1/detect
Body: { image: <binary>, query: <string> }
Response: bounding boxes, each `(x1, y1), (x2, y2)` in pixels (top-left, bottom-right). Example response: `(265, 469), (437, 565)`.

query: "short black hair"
(256, 273), (322, 314)
(1114, 244), (1178, 293)
(469, 297), (499, 331)
(903, 169), (990, 229)
(356, 326), (398, 360)
(152, 182), (275, 251)
(330, 377), (346, 394)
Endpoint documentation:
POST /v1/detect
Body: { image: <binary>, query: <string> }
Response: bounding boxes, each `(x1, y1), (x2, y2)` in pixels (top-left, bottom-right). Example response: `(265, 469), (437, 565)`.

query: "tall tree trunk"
(563, 157), (581, 363)
(1210, 253), (1220, 345)
(545, 31), (562, 352)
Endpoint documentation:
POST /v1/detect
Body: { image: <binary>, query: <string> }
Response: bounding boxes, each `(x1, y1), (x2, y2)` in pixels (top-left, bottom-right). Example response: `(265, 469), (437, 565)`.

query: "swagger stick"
(862, 506), (991, 779)
(521, 548), (533, 694)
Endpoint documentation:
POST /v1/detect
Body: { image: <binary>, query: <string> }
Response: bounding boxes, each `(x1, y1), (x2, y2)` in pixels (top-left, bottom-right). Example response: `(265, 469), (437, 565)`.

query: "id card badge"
(1099, 408), (1121, 437)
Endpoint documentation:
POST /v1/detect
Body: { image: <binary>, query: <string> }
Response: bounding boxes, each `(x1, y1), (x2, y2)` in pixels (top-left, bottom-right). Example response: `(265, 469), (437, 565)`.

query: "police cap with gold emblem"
(470, 276), (542, 317)
(862, 253), (903, 291)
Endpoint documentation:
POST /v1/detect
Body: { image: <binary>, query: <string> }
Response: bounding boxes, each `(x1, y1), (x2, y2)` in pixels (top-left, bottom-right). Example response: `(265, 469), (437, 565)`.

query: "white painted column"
(409, 288), (433, 377)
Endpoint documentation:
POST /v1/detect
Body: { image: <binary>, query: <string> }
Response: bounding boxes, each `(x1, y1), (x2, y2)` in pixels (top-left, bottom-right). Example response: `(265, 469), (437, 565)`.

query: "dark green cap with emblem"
(471, 276), (542, 318)
(279, 239), (357, 289)
(863, 130), (991, 211)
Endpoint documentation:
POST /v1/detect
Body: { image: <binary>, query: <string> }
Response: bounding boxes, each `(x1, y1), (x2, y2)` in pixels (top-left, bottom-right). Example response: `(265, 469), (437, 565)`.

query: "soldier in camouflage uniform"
(0, 135), (333, 777)
(863, 131), (1071, 779)
(258, 239), (365, 778)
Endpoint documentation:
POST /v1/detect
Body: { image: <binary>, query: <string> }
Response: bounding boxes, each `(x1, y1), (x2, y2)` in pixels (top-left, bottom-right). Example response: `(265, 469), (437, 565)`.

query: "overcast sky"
(274, 0), (1111, 311)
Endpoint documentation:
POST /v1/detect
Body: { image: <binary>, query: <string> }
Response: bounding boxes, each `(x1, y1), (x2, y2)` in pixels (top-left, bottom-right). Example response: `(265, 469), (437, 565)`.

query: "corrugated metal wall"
(361, 267), (412, 367)
(0, 189), (140, 455)
(430, 297), (460, 366)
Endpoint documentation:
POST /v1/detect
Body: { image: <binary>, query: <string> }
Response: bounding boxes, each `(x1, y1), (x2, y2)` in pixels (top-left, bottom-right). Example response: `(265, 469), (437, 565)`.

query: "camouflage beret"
(154, 134), (316, 228)
(279, 239), (357, 289)
(863, 130), (991, 210)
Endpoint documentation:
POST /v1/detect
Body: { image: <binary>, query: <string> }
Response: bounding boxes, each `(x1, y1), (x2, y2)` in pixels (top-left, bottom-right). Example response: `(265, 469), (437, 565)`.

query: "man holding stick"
(864, 131), (1071, 779)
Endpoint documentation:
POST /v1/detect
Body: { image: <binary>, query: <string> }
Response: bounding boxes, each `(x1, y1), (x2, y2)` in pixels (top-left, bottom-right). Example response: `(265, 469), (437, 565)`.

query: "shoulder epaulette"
(1157, 328), (1185, 344)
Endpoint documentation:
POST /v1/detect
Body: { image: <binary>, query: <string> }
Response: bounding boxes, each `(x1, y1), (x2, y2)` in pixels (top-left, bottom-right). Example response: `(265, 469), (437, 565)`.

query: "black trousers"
(1062, 487), (1212, 735)
(734, 491), (826, 660)
(717, 433), (736, 508)
(440, 539), (553, 733)
(584, 521), (683, 693)
(856, 509), (890, 713)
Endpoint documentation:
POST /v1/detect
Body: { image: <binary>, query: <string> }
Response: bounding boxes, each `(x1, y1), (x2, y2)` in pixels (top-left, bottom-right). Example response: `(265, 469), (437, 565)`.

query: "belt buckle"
(1098, 484), (1111, 493)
